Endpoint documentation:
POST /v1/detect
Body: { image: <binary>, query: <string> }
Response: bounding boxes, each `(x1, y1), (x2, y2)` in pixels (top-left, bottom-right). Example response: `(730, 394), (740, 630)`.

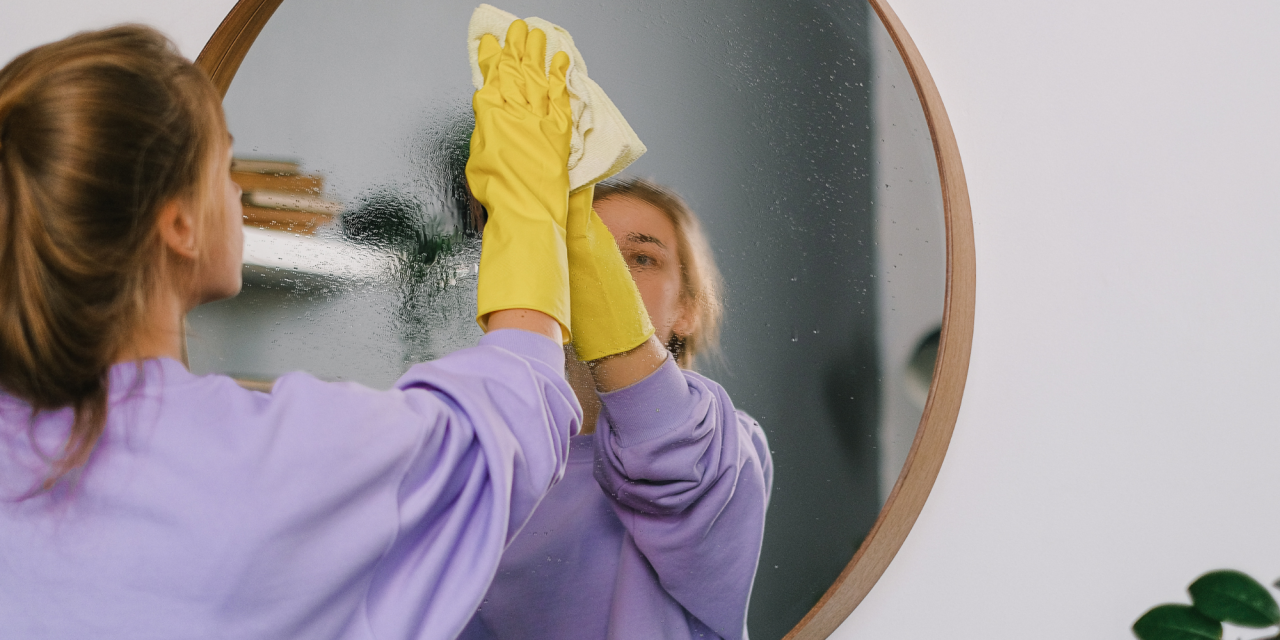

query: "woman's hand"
(468, 20), (574, 339)
(565, 185), (656, 361)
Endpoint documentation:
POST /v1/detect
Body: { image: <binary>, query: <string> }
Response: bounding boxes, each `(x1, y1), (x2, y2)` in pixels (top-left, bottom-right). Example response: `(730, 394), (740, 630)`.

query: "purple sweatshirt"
(459, 358), (773, 640)
(0, 330), (579, 640)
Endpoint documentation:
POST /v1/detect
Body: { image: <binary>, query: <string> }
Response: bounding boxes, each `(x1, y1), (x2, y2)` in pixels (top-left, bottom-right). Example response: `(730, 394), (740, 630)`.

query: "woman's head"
(593, 177), (723, 368)
(0, 25), (235, 487)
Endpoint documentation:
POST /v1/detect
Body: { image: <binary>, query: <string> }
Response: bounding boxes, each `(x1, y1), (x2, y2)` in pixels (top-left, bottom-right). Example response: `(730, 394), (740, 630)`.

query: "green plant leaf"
(1133, 604), (1222, 640)
(1188, 570), (1280, 627)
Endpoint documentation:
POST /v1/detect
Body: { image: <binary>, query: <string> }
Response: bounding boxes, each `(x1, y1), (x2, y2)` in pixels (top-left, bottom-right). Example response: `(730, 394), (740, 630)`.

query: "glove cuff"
(476, 217), (572, 341)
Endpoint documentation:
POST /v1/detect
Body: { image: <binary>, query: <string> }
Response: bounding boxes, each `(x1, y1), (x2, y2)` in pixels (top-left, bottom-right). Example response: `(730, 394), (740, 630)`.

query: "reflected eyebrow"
(625, 232), (666, 249)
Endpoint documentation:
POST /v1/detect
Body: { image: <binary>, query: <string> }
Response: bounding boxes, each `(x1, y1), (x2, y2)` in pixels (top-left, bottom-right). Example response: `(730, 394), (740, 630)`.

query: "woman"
(461, 178), (774, 640)
(0, 23), (580, 639)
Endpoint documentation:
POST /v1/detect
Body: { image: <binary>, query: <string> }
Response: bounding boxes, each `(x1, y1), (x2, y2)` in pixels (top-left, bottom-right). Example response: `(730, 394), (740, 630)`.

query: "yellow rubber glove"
(468, 21), (574, 338)
(566, 184), (656, 361)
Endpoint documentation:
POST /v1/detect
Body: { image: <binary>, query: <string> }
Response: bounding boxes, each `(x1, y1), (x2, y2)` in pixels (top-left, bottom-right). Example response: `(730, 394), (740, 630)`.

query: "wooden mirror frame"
(194, 0), (975, 636)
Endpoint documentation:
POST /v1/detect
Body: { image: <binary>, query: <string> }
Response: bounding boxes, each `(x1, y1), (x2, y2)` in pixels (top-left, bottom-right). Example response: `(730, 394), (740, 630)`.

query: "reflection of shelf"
(242, 226), (394, 280)
(232, 171), (323, 194)
(232, 159), (342, 236)
(242, 205), (335, 234)
(244, 190), (343, 215)
(231, 159), (301, 175)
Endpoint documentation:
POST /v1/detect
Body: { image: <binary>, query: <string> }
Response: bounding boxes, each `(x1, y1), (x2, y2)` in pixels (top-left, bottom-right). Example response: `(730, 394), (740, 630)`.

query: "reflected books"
(230, 158), (300, 175)
(232, 158), (342, 235)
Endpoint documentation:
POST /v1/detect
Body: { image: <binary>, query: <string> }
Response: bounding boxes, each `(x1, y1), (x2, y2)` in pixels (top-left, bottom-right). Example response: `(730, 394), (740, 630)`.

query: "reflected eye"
(625, 250), (660, 270)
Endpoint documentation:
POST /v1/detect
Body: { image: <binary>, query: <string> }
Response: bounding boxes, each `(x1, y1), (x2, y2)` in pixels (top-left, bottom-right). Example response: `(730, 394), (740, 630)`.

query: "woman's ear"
(671, 298), (698, 340)
(155, 197), (200, 260)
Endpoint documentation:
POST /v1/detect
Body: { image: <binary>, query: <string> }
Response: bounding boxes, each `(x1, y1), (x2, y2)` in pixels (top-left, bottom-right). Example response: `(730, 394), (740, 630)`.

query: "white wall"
(836, 1), (1280, 637)
(4, 1), (1279, 638)
(0, 0), (232, 63)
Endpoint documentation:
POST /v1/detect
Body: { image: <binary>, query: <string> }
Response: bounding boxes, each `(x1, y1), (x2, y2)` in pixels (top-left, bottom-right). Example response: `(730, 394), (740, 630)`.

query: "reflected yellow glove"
(469, 21), (574, 338)
(567, 185), (655, 361)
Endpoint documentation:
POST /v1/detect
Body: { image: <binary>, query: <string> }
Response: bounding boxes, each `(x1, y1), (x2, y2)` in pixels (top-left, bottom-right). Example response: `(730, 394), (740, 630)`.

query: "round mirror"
(189, 0), (973, 636)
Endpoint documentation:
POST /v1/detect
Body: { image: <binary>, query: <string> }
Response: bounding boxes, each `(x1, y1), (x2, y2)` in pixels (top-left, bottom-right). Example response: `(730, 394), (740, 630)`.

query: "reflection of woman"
(462, 178), (773, 640)
(0, 24), (578, 639)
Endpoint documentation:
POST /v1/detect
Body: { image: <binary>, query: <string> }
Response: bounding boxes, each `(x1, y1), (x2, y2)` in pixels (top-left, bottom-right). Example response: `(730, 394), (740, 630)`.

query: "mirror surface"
(187, 1), (945, 636)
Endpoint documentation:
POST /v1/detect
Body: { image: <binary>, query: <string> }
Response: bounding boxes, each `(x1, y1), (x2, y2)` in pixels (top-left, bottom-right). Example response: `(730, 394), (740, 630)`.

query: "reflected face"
(195, 143), (244, 305)
(593, 196), (692, 346)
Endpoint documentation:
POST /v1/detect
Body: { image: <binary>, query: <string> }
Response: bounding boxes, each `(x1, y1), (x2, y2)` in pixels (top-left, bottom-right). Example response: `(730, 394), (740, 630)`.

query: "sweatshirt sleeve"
(351, 330), (581, 640)
(593, 357), (773, 640)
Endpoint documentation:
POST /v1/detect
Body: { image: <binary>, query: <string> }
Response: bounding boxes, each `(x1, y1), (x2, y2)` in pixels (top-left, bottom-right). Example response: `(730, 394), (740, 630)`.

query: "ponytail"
(0, 25), (225, 489)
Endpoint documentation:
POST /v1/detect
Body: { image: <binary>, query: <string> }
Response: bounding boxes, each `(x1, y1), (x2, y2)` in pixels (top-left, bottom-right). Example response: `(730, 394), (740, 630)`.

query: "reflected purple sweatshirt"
(460, 358), (773, 640)
(0, 330), (579, 640)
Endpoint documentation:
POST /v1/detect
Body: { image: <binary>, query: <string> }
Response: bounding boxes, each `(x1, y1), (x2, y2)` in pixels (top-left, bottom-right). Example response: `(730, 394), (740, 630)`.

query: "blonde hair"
(594, 177), (724, 368)
(0, 25), (226, 490)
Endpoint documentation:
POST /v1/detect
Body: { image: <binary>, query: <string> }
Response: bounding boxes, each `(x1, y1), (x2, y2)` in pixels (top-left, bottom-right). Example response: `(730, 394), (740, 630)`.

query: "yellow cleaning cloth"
(468, 4), (646, 191)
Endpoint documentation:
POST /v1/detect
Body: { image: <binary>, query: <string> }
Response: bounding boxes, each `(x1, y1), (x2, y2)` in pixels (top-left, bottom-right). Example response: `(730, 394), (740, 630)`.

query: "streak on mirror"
(188, 0), (973, 636)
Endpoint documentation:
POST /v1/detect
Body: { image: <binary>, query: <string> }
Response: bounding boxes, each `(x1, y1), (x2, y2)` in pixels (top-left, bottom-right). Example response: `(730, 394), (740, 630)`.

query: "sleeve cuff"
(478, 329), (566, 372)
(598, 356), (691, 448)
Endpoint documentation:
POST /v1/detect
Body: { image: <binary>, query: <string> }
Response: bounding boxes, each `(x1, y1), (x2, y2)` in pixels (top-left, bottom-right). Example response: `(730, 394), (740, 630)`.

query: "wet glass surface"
(187, 1), (945, 636)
